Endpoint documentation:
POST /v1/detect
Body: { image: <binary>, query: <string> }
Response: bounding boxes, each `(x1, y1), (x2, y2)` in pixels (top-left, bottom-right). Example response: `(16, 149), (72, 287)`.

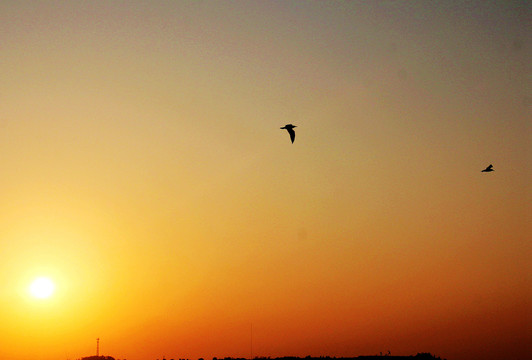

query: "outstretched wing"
(287, 128), (295, 143)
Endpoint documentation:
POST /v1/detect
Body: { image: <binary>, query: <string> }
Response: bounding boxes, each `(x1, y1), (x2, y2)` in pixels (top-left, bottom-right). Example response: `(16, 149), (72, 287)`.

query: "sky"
(0, 1), (530, 360)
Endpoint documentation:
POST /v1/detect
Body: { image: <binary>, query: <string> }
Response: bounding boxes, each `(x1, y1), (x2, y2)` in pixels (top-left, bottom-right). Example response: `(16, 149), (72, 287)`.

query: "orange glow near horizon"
(0, 2), (529, 360)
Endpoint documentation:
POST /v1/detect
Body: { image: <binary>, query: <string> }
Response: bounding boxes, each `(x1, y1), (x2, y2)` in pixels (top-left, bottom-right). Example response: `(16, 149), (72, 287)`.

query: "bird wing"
(487, 164), (493, 170)
(287, 128), (295, 143)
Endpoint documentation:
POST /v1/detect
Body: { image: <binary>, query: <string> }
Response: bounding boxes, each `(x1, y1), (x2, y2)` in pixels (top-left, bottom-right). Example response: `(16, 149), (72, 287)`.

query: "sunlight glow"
(29, 277), (55, 299)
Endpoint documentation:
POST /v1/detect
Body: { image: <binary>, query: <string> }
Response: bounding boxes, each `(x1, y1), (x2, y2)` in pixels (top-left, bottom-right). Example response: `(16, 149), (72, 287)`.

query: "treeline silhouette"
(81, 352), (446, 360)
(174, 353), (445, 360)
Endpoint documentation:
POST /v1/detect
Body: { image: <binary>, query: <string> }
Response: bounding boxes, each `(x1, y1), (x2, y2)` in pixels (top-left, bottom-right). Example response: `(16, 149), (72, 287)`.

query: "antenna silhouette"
(96, 338), (99, 357)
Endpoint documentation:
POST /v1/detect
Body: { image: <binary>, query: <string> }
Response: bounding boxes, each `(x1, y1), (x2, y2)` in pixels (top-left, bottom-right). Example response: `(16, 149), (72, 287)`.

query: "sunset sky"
(0, 1), (530, 360)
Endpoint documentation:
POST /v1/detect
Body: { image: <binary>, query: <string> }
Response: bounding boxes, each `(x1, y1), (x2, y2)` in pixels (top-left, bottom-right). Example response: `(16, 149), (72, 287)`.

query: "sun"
(29, 277), (55, 299)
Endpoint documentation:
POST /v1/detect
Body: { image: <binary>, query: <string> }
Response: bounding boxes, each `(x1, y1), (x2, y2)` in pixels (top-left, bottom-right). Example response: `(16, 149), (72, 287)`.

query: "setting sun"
(29, 277), (55, 299)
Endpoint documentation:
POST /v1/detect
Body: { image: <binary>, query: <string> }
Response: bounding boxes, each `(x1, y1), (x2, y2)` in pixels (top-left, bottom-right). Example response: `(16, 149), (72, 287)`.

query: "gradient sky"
(0, 1), (530, 360)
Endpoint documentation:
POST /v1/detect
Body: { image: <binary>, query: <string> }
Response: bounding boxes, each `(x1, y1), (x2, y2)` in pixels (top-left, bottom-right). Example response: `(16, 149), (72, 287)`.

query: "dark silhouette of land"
(81, 353), (446, 360)
(253, 355), (444, 360)
(170, 354), (445, 360)
(81, 356), (116, 360)
(280, 124), (297, 143)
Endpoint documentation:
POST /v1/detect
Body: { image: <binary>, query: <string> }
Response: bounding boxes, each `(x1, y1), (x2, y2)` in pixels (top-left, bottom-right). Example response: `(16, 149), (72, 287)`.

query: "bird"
(280, 124), (297, 143)
(481, 164), (494, 172)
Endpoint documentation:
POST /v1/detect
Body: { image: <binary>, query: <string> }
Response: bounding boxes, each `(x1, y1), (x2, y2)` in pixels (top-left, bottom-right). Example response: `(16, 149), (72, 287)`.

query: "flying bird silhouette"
(481, 164), (494, 172)
(280, 124), (297, 143)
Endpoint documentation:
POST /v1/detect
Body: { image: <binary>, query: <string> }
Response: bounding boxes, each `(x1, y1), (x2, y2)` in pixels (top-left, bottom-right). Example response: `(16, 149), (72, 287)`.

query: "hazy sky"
(0, 1), (530, 360)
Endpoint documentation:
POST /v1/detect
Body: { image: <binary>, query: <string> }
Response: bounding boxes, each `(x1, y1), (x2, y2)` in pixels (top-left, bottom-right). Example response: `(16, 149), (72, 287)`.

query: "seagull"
(481, 164), (494, 172)
(280, 124), (297, 143)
